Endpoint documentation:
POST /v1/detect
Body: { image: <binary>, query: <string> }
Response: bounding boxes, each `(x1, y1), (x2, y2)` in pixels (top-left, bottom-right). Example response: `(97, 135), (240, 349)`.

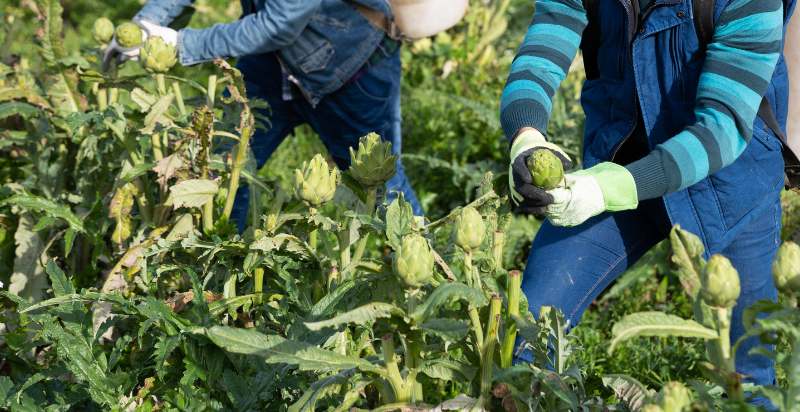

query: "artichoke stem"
(481, 296), (502, 406)
(338, 229), (351, 270)
(132, 178), (152, 225)
(469, 306), (485, 362)
(222, 108), (253, 221)
(253, 267), (264, 305)
(206, 74), (218, 106)
(155, 73), (167, 96)
(382, 334), (410, 403)
(97, 87), (108, 110)
(309, 229), (319, 252)
(501, 271), (522, 368)
(351, 233), (369, 272)
(151, 133), (164, 161)
(202, 201), (214, 233)
(365, 188), (378, 215)
(172, 82), (186, 116)
(713, 307), (733, 368)
(223, 272), (237, 299)
(109, 88), (119, 104)
(493, 231), (505, 270)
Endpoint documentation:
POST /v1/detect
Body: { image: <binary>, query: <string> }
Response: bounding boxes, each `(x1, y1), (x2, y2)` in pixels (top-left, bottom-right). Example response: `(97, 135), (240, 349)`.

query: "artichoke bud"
(294, 154), (339, 207)
(348, 133), (397, 189)
(264, 213), (279, 233)
(527, 149), (564, 190)
(701, 254), (741, 308)
(773, 242), (800, 294)
(115, 22), (143, 48)
(93, 17), (114, 45)
(660, 381), (692, 412)
(393, 234), (434, 288)
(455, 206), (486, 252)
(140, 36), (177, 73)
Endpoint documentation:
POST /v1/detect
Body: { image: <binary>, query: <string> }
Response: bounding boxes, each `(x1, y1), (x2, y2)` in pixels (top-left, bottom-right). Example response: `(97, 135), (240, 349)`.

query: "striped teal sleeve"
(499, 0), (587, 140)
(627, 0), (784, 200)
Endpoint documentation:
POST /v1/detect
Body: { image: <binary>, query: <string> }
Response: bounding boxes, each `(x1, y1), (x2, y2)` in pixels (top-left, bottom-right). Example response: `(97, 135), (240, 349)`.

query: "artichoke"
(115, 22), (143, 48)
(348, 133), (397, 189)
(140, 36), (177, 73)
(92, 17), (114, 45)
(659, 382), (692, 412)
(527, 149), (564, 190)
(454, 206), (485, 252)
(701, 254), (741, 308)
(393, 233), (434, 288)
(773, 241), (800, 294)
(294, 154), (339, 207)
(641, 406), (664, 412)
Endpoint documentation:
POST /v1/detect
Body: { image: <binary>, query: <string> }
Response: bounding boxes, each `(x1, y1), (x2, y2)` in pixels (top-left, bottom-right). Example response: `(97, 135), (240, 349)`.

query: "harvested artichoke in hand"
(140, 36), (177, 73)
(93, 17), (114, 45)
(527, 149), (564, 190)
(115, 22), (144, 48)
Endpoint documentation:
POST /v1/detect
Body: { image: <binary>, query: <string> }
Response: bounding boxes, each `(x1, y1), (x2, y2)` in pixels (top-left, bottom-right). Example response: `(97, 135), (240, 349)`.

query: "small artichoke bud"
(348, 133), (397, 189)
(294, 154), (339, 207)
(773, 242), (800, 294)
(527, 149), (564, 190)
(140, 36), (177, 73)
(660, 381), (692, 412)
(115, 22), (143, 48)
(93, 17), (114, 45)
(455, 206), (485, 252)
(393, 234), (435, 288)
(701, 254), (741, 308)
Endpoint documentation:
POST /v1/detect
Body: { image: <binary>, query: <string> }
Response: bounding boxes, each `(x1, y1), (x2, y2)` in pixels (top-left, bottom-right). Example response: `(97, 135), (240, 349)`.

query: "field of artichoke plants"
(2, 1), (800, 411)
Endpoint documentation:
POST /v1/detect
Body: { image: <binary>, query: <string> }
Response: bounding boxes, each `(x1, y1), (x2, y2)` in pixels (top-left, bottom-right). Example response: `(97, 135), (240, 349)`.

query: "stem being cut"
(501, 271), (522, 368)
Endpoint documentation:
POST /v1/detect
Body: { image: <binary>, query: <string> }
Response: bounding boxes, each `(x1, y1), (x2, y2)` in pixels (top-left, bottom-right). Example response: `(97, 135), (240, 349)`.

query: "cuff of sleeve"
(501, 103), (550, 142)
(177, 29), (212, 66)
(625, 152), (671, 201)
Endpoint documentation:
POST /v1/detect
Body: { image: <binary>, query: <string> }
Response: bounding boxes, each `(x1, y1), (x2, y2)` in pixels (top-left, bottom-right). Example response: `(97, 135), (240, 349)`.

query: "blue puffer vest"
(243, 0), (391, 105)
(580, 0), (795, 254)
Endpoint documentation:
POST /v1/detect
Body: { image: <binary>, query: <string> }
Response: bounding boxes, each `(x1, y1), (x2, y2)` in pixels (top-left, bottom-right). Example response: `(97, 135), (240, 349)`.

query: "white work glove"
(545, 162), (639, 227)
(102, 20), (178, 70)
(508, 129), (573, 215)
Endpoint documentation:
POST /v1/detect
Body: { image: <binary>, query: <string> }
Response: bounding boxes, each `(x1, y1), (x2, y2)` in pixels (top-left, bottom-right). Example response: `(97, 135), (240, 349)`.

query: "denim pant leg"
(721, 196), (782, 393)
(231, 54), (300, 232)
(297, 47), (424, 216)
(516, 200), (671, 362)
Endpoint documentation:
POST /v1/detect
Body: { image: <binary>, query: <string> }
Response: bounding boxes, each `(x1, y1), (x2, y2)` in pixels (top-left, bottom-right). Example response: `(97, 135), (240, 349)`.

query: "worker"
(502, 0), (795, 405)
(104, 1), (424, 231)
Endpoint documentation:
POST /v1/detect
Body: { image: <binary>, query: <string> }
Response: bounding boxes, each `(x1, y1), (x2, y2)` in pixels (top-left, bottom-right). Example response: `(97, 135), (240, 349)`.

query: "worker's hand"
(545, 162), (638, 227)
(102, 20), (178, 70)
(509, 128), (573, 215)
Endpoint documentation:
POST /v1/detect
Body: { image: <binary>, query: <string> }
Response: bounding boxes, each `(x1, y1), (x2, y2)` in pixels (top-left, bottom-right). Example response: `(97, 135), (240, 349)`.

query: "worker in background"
(104, 0), (425, 231)
(501, 0), (795, 406)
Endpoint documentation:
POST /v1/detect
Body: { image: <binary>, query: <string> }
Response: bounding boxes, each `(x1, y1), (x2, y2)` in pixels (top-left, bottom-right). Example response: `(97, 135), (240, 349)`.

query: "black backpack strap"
(581, 0), (601, 80)
(693, 0), (715, 50)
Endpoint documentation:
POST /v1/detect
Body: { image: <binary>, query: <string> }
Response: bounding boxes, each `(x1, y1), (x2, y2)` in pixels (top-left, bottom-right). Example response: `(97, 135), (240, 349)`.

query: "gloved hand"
(508, 128), (573, 215)
(102, 20), (178, 70)
(545, 162), (638, 227)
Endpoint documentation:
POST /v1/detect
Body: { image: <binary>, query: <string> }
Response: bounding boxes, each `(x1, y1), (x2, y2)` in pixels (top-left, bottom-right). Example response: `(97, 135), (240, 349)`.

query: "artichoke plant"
(294, 154), (339, 207)
(659, 382), (692, 412)
(115, 22), (143, 48)
(701, 254), (741, 309)
(92, 17), (114, 45)
(455, 206), (486, 252)
(773, 241), (800, 294)
(393, 233), (434, 288)
(527, 149), (564, 190)
(348, 133), (397, 189)
(140, 36), (177, 73)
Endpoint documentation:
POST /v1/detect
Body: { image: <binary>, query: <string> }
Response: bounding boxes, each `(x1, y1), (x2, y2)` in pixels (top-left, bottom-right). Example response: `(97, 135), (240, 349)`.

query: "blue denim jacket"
(135, 0), (391, 104)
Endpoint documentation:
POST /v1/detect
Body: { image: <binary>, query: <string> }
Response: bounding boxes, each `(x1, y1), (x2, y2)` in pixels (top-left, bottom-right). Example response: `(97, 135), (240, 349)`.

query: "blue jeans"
(231, 45), (423, 231)
(518, 196), (782, 399)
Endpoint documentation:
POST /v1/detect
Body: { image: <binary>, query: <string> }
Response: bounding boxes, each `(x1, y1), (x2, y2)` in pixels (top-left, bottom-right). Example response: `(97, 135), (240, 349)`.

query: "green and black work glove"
(508, 129), (573, 215)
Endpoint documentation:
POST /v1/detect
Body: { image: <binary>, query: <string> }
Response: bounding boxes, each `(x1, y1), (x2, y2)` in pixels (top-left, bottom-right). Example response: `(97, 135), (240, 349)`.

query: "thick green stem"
(202, 201), (214, 233)
(338, 228), (351, 270)
(481, 295), (502, 406)
(492, 231), (505, 270)
(97, 87), (108, 110)
(223, 272), (237, 299)
(382, 334), (410, 403)
(132, 178), (152, 225)
(155, 73), (167, 96)
(253, 267), (264, 305)
(151, 133), (164, 161)
(501, 270), (522, 368)
(309, 228), (319, 252)
(469, 307), (485, 361)
(222, 109), (253, 221)
(172, 82), (186, 116)
(365, 188), (378, 215)
(109, 87), (119, 104)
(206, 74), (218, 106)
(464, 251), (474, 287)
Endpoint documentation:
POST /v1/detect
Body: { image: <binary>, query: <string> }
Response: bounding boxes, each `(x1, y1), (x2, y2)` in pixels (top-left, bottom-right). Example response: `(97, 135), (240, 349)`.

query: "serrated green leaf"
(143, 94), (175, 134)
(0, 102), (41, 120)
(304, 302), (404, 331)
(169, 179), (219, 210)
(410, 282), (487, 323)
(385, 196), (415, 248)
(419, 358), (477, 381)
(289, 371), (355, 412)
(420, 318), (469, 341)
(609, 311), (718, 354)
(200, 326), (384, 375)
(602, 374), (654, 411)
(45, 260), (73, 297)
(3, 194), (85, 233)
